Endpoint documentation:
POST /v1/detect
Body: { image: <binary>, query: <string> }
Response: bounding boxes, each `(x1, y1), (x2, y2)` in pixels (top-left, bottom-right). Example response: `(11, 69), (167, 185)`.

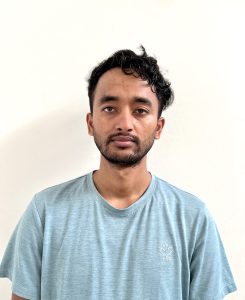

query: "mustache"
(106, 133), (139, 145)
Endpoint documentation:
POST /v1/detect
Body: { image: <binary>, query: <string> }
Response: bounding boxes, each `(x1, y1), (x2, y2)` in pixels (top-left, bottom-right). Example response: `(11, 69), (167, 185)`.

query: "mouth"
(110, 135), (136, 148)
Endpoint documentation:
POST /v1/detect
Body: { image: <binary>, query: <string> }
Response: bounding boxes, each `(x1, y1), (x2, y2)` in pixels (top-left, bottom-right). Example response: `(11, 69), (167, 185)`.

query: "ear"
(155, 117), (165, 140)
(86, 113), (94, 136)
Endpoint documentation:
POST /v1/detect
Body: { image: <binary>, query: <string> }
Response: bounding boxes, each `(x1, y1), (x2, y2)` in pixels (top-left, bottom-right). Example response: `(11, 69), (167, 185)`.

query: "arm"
(0, 198), (43, 299)
(189, 205), (236, 299)
(12, 294), (27, 300)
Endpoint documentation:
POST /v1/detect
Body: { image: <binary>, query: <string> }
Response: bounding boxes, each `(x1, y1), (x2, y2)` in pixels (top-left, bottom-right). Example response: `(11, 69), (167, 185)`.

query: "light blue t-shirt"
(0, 172), (236, 299)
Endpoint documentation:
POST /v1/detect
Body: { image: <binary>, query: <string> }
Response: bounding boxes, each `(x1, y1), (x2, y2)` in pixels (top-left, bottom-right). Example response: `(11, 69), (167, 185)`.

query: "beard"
(93, 131), (156, 167)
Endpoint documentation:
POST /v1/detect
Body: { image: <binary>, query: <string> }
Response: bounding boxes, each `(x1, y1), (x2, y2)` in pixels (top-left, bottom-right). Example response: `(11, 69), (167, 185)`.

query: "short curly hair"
(87, 46), (174, 118)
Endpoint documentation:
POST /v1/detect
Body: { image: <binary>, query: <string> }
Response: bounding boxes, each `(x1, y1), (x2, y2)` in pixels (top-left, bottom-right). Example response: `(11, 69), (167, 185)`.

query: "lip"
(110, 136), (135, 148)
(111, 136), (135, 142)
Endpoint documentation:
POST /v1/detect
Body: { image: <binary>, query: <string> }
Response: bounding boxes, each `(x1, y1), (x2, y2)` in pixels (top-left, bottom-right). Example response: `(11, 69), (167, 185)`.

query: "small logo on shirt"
(159, 242), (174, 263)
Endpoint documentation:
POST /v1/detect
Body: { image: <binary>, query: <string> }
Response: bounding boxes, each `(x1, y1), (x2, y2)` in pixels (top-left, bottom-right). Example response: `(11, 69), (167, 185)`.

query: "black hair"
(87, 46), (174, 118)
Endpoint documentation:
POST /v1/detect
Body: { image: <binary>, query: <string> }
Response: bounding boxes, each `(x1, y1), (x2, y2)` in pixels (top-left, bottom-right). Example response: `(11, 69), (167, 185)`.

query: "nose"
(115, 110), (133, 132)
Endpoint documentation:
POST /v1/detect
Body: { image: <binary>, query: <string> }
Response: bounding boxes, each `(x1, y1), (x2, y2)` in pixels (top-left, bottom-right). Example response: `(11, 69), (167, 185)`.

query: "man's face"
(87, 68), (164, 167)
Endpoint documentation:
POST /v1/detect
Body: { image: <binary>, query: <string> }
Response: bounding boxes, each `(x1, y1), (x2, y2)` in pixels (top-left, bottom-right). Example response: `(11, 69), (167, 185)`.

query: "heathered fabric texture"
(0, 172), (236, 299)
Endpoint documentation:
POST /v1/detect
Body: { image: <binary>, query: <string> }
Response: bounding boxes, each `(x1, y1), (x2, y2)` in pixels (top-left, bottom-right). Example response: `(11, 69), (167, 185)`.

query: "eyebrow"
(98, 95), (153, 107)
(134, 97), (153, 107)
(98, 95), (119, 104)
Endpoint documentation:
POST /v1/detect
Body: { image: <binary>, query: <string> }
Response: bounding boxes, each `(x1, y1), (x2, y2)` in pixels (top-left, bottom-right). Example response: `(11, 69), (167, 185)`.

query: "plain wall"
(0, 0), (244, 299)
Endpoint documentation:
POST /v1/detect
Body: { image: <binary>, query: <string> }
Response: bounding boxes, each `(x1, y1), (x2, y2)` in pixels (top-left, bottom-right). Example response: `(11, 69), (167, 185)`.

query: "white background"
(0, 0), (244, 299)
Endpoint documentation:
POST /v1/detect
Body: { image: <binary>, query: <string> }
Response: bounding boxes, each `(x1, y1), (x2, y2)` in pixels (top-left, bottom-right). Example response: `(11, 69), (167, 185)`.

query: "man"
(0, 46), (236, 299)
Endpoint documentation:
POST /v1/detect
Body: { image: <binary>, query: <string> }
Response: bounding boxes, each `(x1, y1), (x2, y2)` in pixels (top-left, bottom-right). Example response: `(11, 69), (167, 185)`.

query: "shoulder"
(35, 173), (89, 200)
(153, 176), (219, 247)
(30, 173), (91, 221)
(154, 176), (211, 219)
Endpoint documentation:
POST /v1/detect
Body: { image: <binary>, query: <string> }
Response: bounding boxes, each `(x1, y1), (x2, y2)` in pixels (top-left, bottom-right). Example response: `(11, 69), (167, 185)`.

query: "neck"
(92, 156), (152, 208)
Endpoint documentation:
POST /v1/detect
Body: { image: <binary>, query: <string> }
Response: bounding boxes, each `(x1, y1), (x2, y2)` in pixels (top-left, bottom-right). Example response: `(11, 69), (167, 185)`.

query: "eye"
(103, 106), (115, 113)
(135, 108), (149, 115)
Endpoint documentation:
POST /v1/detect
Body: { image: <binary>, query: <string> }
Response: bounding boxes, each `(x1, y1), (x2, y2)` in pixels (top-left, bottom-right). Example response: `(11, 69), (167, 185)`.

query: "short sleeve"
(0, 195), (43, 299)
(189, 205), (237, 300)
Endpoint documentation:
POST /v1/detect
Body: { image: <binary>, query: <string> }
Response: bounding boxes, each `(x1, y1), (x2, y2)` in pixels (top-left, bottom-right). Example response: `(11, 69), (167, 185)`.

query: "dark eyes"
(102, 107), (149, 115)
(103, 107), (115, 112)
(135, 108), (148, 114)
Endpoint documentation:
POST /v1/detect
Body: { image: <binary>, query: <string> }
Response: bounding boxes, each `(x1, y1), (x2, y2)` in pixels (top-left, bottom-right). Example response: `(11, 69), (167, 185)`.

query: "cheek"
(92, 119), (110, 136)
(140, 117), (158, 131)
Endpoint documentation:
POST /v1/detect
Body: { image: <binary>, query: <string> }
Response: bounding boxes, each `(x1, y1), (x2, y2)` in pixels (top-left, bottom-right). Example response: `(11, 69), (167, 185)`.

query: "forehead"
(93, 68), (158, 104)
